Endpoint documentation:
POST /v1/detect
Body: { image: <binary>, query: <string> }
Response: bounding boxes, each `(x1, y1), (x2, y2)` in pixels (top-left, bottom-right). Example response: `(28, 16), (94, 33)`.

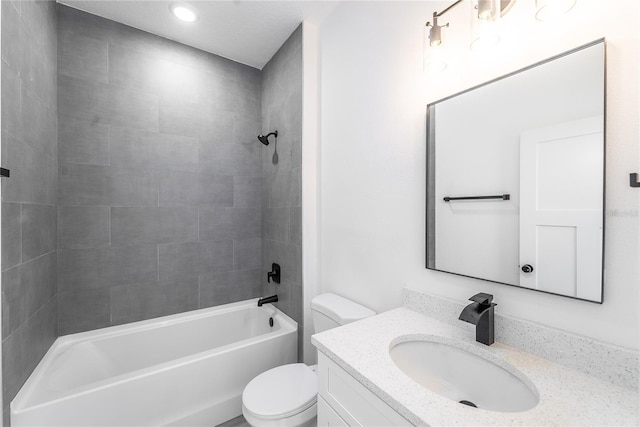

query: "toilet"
(241, 293), (375, 427)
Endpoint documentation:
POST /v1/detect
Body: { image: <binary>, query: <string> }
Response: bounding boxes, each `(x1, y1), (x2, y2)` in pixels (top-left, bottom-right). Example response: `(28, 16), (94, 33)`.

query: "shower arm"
(257, 130), (279, 145)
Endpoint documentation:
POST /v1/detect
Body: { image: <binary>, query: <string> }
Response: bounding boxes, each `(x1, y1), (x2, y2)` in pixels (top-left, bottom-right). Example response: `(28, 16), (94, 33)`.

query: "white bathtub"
(11, 299), (297, 426)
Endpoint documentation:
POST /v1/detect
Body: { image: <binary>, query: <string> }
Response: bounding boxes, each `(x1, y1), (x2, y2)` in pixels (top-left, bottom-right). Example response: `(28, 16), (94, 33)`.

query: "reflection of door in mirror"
(519, 116), (603, 300)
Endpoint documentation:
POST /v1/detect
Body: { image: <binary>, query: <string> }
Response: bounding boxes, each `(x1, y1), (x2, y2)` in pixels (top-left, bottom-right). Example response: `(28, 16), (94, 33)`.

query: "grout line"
(109, 285), (113, 326)
(19, 203), (23, 266)
(232, 239), (236, 271)
(10, 201), (57, 207)
(107, 125), (111, 167)
(197, 275), (201, 309)
(108, 206), (112, 247)
(9, 249), (54, 268)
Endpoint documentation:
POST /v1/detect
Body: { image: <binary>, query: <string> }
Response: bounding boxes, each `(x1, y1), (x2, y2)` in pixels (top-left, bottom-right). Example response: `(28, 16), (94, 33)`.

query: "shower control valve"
(267, 263), (281, 284)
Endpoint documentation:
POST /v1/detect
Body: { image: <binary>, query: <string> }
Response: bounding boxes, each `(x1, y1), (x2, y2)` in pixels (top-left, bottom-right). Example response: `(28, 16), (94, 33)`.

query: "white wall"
(302, 21), (320, 365)
(317, 0), (639, 349)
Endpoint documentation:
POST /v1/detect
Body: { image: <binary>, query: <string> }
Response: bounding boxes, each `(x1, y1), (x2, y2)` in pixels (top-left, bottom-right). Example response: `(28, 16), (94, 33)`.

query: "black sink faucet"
(258, 295), (278, 307)
(459, 293), (497, 346)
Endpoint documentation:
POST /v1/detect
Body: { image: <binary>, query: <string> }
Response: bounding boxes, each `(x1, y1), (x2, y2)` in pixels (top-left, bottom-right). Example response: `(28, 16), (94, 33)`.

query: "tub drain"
(459, 400), (477, 408)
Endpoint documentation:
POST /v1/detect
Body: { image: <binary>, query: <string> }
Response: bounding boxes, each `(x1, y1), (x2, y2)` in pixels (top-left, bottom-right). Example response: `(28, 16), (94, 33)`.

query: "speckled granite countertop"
(312, 307), (639, 426)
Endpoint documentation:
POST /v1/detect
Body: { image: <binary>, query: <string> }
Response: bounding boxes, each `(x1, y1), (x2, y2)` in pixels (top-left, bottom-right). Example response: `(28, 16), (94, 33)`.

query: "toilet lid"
(242, 363), (317, 419)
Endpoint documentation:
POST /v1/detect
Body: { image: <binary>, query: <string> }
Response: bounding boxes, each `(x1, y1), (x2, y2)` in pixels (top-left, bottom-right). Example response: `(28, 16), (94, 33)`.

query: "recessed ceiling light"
(170, 3), (198, 23)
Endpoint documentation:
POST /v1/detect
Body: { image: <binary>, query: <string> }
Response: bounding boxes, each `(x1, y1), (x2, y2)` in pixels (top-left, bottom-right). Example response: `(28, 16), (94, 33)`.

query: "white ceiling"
(58, 0), (341, 69)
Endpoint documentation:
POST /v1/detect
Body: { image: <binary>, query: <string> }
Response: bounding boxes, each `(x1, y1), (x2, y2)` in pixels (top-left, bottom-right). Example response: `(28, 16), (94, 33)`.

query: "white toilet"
(241, 293), (375, 427)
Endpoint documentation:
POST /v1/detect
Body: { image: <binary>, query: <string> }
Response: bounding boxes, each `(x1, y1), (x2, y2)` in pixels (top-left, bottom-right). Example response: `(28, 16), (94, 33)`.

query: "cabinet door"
(317, 353), (412, 426)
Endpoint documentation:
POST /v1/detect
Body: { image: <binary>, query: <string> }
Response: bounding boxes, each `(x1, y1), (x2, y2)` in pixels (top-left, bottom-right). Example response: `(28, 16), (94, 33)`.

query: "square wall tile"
(58, 29), (108, 83)
(264, 207), (289, 243)
(2, 298), (57, 404)
(233, 176), (262, 208)
(106, 85), (159, 132)
(21, 203), (56, 262)
(58, 205), (110, 249)
(57, 74), (110, 124)
(58, 288), (111, 335)
(3, 132), (52, 204)
(2, 202), (22, 270)
(58, 245), (158, 291)
(234, 238), (261, 270)
(110, 206), (198, 246)
(58, 163), (159, 207)
(110, 279), (198, 325)
(158, 240), (233, 282)
(199, 269), (262, 308)
(58, 116), (109, 166)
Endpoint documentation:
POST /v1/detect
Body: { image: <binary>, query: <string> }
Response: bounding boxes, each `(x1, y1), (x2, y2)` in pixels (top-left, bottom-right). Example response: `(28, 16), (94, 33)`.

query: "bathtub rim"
(12, 299), (297, 414)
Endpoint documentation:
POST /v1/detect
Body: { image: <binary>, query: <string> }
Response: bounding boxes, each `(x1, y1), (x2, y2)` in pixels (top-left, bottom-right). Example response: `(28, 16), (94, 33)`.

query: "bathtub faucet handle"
(267, 263), (281, 284)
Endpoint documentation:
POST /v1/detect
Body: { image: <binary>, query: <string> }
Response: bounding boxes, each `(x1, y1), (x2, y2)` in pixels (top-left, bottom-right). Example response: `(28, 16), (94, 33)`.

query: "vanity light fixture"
(424, 0), (577, 70)
(426, 12), (448, 47)
(425, 1), (458, 48)
(424, 13), (449, 71)
(424, 1), (461, 71)
(169, 2), (198, 23)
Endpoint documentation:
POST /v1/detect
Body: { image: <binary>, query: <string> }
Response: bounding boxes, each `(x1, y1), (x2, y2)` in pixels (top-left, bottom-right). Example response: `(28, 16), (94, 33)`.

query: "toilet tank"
(311, 293), (376, 334)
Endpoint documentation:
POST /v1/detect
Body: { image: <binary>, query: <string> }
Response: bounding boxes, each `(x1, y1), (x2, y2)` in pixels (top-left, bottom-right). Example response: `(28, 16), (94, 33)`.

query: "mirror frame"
(425, 39), (606, 303)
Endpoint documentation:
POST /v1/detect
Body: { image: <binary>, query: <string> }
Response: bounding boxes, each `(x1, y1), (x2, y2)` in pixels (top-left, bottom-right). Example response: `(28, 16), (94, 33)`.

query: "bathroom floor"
(216, 415), (250, 427)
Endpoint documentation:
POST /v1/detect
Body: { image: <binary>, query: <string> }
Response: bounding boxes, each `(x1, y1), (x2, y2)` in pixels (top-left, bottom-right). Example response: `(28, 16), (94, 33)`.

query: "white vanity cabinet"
(317, 353), (412, 427)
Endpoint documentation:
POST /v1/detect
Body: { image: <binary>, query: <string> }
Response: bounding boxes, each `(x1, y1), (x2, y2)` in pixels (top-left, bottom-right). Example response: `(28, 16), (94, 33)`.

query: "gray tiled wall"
(260, 26), (303, 360)
(56, 5), (264, 335)
(1, 0), (58, 422)
(1, 6), (304, 420)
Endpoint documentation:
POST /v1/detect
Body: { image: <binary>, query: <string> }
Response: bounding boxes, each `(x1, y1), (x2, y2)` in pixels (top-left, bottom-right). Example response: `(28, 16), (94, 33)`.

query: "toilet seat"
(242, 363), (317, 420)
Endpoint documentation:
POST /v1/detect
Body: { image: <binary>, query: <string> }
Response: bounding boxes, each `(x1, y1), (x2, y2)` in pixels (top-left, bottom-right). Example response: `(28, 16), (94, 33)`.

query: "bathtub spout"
(258, 295), (278, 307)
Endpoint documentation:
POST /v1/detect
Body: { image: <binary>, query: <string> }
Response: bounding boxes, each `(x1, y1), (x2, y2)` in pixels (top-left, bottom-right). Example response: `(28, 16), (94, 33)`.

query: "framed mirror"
(426, 39), (605, 303)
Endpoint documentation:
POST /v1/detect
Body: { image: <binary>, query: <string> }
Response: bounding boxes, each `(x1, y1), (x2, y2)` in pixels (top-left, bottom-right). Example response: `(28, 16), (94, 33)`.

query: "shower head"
(257, 130), (278, 146)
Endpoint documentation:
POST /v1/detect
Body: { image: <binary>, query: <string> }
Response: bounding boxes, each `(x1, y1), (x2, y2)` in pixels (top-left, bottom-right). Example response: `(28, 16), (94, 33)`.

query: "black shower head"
(257, 130), (278, 146)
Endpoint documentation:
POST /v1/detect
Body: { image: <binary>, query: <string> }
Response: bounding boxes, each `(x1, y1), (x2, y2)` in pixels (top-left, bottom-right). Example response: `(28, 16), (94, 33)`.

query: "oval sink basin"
(390, 339), (539, 412)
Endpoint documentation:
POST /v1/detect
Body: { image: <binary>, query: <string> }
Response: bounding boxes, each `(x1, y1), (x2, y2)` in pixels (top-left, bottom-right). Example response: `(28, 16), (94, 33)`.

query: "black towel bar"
(443, 194), (510, 202)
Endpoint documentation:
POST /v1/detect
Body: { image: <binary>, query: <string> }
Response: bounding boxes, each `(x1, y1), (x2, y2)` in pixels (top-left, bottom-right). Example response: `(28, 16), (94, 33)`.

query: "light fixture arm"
(426, 12), (450, 29)
(434, 0), (464, 18)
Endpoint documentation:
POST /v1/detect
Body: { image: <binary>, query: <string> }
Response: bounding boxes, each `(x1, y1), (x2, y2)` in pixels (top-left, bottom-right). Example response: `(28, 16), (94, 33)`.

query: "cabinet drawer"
(318, 395), (349, 427)
(318, 353), (412, 426)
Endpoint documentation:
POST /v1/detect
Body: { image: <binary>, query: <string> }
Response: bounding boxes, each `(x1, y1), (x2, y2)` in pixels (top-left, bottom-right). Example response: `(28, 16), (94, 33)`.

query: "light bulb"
(170, 3), (198, 22)
(424, 23), (447, 72)
(477, 0), (500, 21)
(470, 20), (500, 51)
(470, 0), (500, 51)
(427, 45), (447, 72)
(535, 0), (577, 21)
